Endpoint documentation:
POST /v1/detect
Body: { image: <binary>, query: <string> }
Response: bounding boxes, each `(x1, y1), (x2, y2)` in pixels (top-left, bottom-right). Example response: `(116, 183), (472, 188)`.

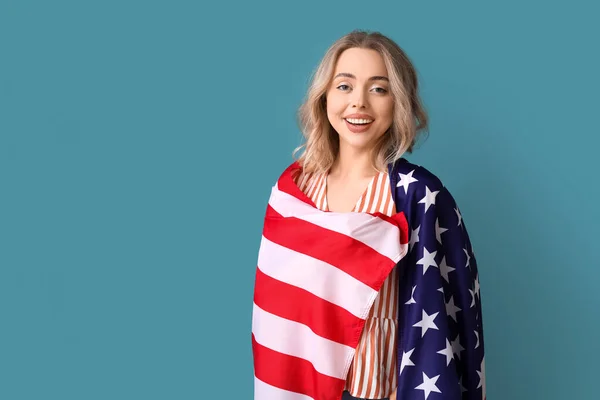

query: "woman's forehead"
(333, 48), (388, 78)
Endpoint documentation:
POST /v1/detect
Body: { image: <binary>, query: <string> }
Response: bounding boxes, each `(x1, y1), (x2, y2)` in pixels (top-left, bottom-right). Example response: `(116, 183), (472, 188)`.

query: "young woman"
(252, 30), (485, 400)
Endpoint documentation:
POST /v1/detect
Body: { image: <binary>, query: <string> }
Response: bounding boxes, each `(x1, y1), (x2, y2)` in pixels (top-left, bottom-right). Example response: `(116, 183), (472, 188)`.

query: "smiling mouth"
(343, 118), (374, 126)
(344, 118), (374, 126)
(344, 118), (374, 133)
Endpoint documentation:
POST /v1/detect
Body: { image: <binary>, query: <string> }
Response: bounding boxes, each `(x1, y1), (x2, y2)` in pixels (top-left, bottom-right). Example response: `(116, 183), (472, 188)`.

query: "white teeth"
(345, 118), (373, 124)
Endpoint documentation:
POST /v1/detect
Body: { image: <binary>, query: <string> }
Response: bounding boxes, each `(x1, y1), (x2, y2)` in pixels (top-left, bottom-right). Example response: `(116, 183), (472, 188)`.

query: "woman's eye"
(336, 84), (387, 94)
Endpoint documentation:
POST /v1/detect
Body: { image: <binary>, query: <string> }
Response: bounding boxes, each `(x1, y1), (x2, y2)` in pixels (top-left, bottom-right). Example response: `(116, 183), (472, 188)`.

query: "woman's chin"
(338, 138), (376, 152)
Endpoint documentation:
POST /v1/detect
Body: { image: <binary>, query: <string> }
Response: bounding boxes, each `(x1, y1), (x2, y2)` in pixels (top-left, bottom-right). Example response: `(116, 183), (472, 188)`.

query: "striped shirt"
(293, 167), (399, 399)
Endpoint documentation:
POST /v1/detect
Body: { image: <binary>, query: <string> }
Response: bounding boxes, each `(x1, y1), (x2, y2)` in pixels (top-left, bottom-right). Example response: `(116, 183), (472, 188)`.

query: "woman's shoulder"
(388, 157), (462, 221)
(388, 157), (446, 194)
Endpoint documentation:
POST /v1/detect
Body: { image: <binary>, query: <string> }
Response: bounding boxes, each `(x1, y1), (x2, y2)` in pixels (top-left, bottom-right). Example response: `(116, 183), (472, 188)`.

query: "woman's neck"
(329, 146), (380, 180)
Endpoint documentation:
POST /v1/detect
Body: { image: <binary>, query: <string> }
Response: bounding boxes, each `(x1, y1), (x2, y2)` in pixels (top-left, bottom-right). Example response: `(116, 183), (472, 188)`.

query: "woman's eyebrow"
(333, 72), (389, 82)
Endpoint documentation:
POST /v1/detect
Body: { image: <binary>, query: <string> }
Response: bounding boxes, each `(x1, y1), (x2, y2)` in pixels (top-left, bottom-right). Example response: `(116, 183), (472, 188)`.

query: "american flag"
(252, 159), (486, 400)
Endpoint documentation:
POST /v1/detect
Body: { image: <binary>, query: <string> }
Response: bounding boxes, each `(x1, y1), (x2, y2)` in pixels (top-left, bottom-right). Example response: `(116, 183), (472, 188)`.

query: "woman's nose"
(351, 88), (367, 108)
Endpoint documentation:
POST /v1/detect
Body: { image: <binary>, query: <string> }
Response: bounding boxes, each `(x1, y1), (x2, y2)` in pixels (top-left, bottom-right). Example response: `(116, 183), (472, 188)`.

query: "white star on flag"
(400, 348), (416, 375)
(413, 309), (439, 337)
(451, 335), (465, 360)
(417, 247), (438, 275)
(445, 295), (462, 323)
(435, 218), (448, 244)
(415, 372), (442, 400)
(418, 186), (439, 213)
(437, 338), (454, 366)
(410, 225), (421, 251)
(439, 256), (455, 283)
(397, 169), (419, 193)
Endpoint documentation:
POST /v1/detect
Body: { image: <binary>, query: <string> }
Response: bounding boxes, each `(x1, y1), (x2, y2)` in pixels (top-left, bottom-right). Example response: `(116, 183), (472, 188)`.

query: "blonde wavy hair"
(292, 29), (429, 175)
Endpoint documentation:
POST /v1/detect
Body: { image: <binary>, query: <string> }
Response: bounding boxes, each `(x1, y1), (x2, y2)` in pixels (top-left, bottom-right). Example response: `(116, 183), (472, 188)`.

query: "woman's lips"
(345, 119), (374, 133)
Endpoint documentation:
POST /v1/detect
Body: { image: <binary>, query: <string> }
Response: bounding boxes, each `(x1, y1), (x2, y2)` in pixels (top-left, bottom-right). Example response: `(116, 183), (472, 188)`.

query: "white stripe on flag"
(257, 235), (378, 318)
(254, 376), (314, 400)
(270, 184), (405, 263)
(252, 302), (354, 380)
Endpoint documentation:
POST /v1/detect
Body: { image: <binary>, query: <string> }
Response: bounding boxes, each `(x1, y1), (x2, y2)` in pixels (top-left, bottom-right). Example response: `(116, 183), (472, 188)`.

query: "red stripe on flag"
(264, 205), (395, 291)
(252, 333), (346, 400)
(253, 267), (365, 348)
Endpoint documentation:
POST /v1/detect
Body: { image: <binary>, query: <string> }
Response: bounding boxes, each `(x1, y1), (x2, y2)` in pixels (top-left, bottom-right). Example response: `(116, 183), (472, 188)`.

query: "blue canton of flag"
(389, 160), (486, 400)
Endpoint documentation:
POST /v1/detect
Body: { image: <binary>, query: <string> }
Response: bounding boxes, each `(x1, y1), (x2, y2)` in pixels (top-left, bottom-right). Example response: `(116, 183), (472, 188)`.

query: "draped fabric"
(252, 161), (410, 400)
(293, 167), (401, 399)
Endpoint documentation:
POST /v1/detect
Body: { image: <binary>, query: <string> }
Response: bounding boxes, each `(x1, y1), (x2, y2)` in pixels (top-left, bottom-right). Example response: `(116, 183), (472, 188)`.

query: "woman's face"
(326, 47), (394, 155)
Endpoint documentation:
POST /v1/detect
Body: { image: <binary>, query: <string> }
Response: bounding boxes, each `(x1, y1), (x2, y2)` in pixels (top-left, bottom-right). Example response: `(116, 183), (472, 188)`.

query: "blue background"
(1, 1), (598, 399)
